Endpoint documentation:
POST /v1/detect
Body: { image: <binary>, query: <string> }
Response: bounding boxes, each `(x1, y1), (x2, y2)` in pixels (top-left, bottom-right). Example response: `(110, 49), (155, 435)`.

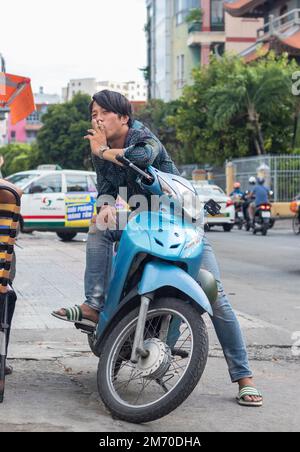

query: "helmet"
(248, 176), (256, 185)
(233, 182), (241, 189)
(257, 177), (265, 185)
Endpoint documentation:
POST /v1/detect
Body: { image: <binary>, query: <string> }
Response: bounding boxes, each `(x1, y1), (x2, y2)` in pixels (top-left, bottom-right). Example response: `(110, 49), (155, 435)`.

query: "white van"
(6, 169), (98, 241)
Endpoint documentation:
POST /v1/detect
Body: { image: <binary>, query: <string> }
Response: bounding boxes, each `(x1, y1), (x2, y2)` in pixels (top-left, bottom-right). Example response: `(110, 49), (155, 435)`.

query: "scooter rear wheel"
(97, 297), (208, 424)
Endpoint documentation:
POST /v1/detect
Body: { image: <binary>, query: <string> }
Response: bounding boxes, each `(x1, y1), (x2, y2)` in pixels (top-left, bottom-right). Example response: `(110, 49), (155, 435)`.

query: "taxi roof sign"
(37, 164), (62, 171)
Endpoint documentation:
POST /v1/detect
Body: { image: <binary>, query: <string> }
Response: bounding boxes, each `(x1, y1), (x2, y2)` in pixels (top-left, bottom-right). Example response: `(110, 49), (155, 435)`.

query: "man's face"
(91, 102), (128, 142)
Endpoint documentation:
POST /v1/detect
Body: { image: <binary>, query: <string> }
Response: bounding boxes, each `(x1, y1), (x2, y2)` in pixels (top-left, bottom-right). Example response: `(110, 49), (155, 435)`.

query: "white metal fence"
(232, 155), (300, 202)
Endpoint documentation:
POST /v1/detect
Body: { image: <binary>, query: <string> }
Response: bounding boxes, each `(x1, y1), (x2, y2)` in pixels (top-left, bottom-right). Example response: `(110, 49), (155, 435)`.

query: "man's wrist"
(97, 145), (110, 159)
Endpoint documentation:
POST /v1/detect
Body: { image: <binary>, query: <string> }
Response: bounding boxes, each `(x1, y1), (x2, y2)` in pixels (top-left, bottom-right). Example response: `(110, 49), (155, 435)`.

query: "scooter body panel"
(96, 210), (206, 336)
(138, 260), (213, 316)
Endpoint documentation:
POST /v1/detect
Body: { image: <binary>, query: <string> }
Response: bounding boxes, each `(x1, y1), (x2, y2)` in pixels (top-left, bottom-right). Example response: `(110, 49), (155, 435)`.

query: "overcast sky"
(1, 0), (147, 96)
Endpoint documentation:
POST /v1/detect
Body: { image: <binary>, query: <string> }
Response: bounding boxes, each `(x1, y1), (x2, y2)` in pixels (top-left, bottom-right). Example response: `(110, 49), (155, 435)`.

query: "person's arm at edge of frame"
(0, 178), (23, 202)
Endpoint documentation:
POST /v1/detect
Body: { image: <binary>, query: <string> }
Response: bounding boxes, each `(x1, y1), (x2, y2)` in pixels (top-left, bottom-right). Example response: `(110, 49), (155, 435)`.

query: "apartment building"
(6, 87), (60, 144)
(62, 78), (147, 102)
(146, 0), (262, 101)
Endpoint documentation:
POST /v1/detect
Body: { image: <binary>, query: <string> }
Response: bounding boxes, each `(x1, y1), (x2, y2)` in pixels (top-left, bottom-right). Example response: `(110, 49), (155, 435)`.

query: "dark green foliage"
(36, 93), (92, 170)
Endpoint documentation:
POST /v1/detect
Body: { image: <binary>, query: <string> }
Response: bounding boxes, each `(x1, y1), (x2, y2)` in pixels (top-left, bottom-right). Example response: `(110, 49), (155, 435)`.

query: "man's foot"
(237, 378), (263, 407)
(52, 304), (99, 327)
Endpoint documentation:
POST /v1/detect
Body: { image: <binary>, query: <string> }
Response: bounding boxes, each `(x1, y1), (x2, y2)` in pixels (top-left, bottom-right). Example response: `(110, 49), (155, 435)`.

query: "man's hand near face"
(84, 119), (124, 165)
(84, 119), (108, 158)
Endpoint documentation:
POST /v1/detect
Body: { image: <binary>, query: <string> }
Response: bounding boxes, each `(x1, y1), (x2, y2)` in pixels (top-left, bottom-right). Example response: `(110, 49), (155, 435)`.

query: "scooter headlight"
(172, 180), (204, 225)
(157, 175), (204, 225)
(158, 177), (177, 197)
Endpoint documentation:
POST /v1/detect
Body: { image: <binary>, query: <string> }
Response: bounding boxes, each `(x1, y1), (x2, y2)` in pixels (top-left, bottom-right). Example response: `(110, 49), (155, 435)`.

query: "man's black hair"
(89, 90), (133, 127)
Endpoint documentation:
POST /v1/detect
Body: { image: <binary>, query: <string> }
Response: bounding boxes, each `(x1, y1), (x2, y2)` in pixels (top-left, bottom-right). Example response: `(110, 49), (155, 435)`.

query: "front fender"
(138, 261), (213, 316)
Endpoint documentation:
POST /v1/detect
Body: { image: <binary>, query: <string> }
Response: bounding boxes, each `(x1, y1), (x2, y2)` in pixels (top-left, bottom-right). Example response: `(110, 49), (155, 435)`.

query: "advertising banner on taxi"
(65, 194), (96, 228)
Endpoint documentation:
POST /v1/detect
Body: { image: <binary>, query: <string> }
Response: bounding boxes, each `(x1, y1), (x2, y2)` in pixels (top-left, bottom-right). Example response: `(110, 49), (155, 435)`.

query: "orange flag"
(0, 72), (35, 125)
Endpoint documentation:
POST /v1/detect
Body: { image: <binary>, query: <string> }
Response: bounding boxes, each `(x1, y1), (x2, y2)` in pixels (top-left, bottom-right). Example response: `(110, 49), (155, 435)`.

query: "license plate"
(238, 212), (243, 218)
(261, 212), (271, 218)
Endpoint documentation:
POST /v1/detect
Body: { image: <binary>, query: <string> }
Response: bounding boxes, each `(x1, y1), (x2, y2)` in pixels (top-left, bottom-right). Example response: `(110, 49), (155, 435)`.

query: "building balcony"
(25, 122), (43, 131)
(188, 21), (202, 33)
(187, 28), (225, 47)
(188, 20), (225, 34)
(257, 8), (300, 41)
(211, 20), (225, 32)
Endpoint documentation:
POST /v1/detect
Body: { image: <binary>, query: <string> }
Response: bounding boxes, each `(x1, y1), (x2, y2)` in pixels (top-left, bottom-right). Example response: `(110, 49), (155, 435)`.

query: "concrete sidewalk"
(2, 327), (299, 432)
(0, 228), (299, 432)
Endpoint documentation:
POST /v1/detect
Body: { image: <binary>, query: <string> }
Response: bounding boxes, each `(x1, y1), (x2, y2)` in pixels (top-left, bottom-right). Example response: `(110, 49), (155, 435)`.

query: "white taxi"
(6, 168), (98, 241)
(193, 182), (235, 232)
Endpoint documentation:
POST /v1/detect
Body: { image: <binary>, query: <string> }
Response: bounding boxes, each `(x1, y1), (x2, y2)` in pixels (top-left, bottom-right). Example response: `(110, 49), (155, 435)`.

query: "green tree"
(36, 93), (92, 170)
(205, 52), (297, 155)
(134, 99), (187, 164)
(168, 52), (299, 165)
(0, 143), (41, 176)
(185, 8), (203, 24)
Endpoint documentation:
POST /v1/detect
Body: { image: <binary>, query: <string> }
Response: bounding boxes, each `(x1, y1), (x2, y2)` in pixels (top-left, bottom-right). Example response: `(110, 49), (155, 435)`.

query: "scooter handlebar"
(116, 155), (131, 166)
(116, 154), (154, 183)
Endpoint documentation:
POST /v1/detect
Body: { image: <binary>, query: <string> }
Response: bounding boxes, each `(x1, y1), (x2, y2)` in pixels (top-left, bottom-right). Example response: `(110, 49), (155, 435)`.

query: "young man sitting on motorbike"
(53, 90), (262, 407)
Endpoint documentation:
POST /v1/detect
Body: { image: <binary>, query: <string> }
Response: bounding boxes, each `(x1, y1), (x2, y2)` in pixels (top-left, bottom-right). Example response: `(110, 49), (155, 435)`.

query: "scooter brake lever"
(204, 199), (222, 216)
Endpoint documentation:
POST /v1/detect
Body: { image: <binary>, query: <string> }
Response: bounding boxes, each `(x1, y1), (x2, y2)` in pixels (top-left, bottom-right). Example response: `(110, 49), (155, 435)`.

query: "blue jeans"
(84, 230), (252, 383)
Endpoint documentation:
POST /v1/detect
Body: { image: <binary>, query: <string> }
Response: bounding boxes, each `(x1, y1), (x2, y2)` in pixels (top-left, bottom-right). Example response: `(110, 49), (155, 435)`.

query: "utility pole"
(0, 53), (6, 73)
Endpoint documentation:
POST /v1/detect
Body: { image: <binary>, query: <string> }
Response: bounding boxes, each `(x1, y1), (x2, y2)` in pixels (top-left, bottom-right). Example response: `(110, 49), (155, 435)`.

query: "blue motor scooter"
(85, 156), (220, 424)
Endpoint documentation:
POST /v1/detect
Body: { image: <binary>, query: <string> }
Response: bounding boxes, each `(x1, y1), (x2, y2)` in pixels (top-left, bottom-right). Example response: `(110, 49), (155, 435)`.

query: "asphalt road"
(0, 220), (299, 432)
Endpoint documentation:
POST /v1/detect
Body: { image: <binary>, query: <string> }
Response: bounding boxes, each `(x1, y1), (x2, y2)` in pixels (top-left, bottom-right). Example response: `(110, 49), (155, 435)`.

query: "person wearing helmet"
(248, 177), (270, 222)
(230, 182), (244, 198)
(230, 182), (245, 227)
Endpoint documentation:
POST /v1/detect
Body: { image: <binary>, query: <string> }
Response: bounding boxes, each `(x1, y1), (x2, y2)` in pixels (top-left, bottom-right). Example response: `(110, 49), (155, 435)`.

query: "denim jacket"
(92, 120), (179, 207)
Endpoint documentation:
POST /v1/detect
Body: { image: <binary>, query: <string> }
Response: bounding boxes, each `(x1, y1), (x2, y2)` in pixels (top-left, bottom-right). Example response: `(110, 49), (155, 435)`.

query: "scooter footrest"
(74, 323), (95, 334)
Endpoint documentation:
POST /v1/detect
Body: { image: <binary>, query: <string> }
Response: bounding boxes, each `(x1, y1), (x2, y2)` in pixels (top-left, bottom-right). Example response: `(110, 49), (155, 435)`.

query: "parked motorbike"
(80, 156), (221, 424)
(252, 203), (273, 236)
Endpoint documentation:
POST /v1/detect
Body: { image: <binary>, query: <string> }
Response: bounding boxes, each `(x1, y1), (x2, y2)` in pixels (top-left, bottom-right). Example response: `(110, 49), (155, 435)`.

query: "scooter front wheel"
(97, 297), (208, 424)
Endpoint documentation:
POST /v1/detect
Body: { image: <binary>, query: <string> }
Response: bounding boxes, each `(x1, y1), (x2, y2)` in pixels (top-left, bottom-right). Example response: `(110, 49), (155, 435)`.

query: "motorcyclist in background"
(248, 177), (270, 224)
(243, 177), (257, 225)
(230, 182), (245, 227)
(230, 182), (244, 198)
